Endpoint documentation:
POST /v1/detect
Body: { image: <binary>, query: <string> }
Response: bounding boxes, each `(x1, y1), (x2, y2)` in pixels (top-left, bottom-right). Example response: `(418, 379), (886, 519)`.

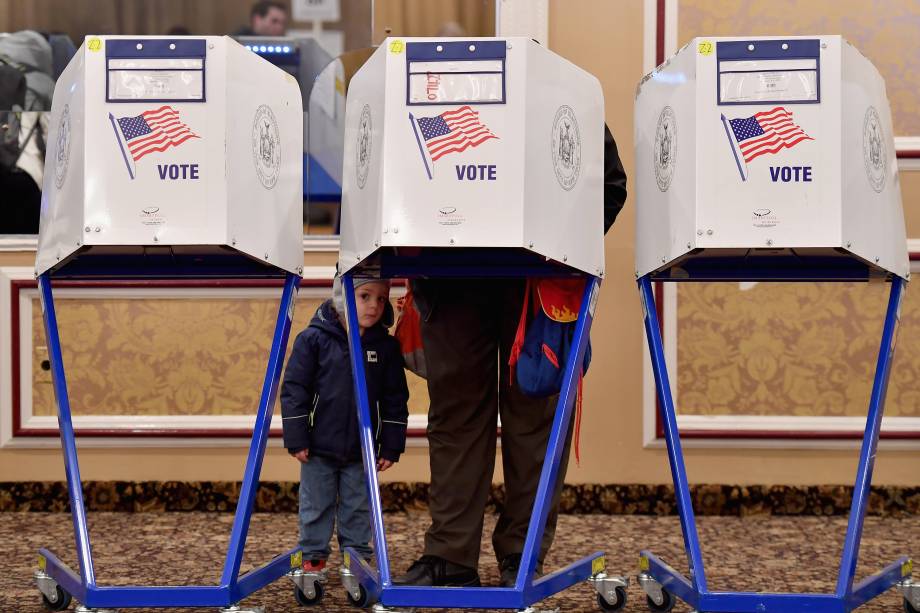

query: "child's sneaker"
(302, 559), (326, 574)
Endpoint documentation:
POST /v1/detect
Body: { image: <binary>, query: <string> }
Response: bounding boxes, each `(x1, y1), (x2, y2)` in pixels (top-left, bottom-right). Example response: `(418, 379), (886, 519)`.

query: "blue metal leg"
(836, 277), (904, 599)
(638, 276), (708, 594)
(638, 276), (908, 613)
(342, 273), (390, 587)
(38, 274), (96, 588)
(518, 277), (599, 591)
(221, 272), (300, 589)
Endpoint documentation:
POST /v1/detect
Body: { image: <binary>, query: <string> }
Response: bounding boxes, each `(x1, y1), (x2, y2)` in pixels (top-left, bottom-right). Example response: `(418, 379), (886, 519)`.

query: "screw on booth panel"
(449, 238), (455, 245)
(766, 239), (773, 246)
(706, 229), (713, 235)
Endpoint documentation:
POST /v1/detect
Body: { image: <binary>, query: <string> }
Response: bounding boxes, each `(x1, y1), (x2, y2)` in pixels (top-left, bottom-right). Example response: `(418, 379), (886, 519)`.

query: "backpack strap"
(507, 278), (532, 384)
(574, 368), (583, 465)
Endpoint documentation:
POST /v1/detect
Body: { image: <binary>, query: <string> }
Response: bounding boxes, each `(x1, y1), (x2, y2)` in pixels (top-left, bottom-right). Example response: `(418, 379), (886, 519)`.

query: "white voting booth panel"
(339, 37), (605, 277)
(36, 35), (303, 277)
(635, 35), (907, 279)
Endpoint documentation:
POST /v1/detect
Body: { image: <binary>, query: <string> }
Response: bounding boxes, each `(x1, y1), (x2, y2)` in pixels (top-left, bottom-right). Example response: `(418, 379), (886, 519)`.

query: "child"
(281, 277), (409, 573)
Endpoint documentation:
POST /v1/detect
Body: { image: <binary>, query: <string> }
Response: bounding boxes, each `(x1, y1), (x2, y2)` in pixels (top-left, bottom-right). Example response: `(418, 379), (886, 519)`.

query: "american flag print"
(727, 106), (813, 164)
(114, 105), (199, 162)
(415, 105), (498, 163)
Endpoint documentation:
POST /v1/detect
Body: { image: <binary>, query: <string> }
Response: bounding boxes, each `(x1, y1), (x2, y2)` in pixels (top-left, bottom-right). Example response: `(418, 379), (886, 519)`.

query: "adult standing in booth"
(397, 126), (627, 587)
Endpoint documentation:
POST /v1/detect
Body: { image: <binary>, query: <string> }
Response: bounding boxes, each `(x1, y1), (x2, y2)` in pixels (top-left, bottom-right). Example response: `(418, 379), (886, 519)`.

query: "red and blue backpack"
(508, 278), (592, 462)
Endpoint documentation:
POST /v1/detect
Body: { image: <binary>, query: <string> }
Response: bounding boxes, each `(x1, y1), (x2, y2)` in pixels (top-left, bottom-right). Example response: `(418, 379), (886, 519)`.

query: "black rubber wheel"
(905, 597), (920, 613)
(646, 588), (675, 613)
(597, 586), (628, 611)
(293, 581), (324, 606)
(41, 585), (71, 612)
(346, 584), (374, 608)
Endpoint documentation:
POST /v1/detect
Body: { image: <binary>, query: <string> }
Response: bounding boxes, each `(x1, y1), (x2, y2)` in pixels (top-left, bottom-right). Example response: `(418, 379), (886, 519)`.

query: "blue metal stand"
(636, 273), (913, 613)
(339, 271), (611, 609)
(35, 272), (301, 609)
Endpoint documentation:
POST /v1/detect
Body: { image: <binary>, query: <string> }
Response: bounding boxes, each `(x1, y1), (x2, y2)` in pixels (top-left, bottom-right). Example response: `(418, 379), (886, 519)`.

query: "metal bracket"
(516, 608), (560, 613)
(901, 577), (920, 610)
(589, 571), (629, 605)
(340, 566), (363, 602)
(288, 568), (328, 599)
(218, 606), (264, 613)
(74, 607), (117, 613)
(33, 569), (60, 603)
(638, 571), (665, 607)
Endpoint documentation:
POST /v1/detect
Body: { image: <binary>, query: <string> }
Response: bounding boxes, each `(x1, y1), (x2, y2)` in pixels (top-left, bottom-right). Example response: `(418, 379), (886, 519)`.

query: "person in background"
(235, 1), (288, 37)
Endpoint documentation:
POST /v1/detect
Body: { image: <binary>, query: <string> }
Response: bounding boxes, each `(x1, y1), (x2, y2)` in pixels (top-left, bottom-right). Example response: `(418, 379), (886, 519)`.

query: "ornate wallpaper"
(30, 294), (430, 418)
(678, 0), (920, 137)
(677, 281), (920, 417)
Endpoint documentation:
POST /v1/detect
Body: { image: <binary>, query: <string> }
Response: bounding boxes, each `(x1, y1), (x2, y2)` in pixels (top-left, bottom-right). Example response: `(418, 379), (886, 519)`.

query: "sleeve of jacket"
(603, 123), (628, 235)
(280, 330), (317, 452)
(377, 337), (410, 462)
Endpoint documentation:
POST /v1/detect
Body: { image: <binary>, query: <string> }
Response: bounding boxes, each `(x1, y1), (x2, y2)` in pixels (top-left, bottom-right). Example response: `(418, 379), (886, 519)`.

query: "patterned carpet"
(1, 512), (916, 612)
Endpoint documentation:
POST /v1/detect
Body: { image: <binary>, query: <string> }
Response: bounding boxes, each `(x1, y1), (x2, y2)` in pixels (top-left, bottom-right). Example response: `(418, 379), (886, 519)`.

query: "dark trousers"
(418, 279), (573, 570)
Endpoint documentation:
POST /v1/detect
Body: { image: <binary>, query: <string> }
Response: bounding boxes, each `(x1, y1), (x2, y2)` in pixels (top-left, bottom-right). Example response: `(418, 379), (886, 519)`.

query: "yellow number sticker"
(639, 555), (650, 571)
(389, 39), (405, 54)
(88, 38), (102, 52)
(592, 556), (607, 575)
(38, 554), (47, 571)
(344, 551), (351, 567)
(291, 550), (302, 569)
(698, 40), (714, 56)
(903, 559), (913, 577)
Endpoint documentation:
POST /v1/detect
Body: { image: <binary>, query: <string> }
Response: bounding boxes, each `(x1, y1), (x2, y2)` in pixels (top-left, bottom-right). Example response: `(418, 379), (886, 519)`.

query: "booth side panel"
(308, 58), (346, 187)
(524, 43), (604, 276)
(339, 45), (386, 273)
(36, 43), (87, 276)
(840, 42), (909, 280)
(635, 45), (697, 277)
(226, 38), (304, 275)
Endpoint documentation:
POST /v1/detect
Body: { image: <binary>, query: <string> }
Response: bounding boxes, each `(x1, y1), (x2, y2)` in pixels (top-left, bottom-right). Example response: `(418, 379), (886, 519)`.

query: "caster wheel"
(294, 581), (324, 606)
(905, 597), (920, 613)
(646, 588), (675, 613)
(346, 584), (373, 608)
(597, 586), (628, 611)
(41, 585), (71, 612)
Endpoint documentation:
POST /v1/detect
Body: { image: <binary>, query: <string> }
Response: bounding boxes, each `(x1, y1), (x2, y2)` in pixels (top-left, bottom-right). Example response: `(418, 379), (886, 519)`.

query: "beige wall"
(2, 0), (919, 486)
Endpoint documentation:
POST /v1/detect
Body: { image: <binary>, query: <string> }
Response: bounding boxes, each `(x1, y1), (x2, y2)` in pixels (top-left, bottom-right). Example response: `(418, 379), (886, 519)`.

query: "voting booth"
(33, 36), (302, 612)
(634, 36), (914, 613)
(331, 37), (625, 611)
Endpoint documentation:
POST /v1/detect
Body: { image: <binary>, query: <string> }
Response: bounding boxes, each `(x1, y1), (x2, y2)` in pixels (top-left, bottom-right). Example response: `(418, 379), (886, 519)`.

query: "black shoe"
(498, 553), (543, 588)
(394, 555), (481, 587)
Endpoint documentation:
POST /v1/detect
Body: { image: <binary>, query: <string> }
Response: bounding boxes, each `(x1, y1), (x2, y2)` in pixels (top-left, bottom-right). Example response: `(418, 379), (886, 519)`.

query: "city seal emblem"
(551, 105), (581, 191)
(251, 104), (281, 189)
(862, 106), (886, 193)
(654, 106), (676, 192)
(356, 105), (372, 189)
(54, 104), (71, 189)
